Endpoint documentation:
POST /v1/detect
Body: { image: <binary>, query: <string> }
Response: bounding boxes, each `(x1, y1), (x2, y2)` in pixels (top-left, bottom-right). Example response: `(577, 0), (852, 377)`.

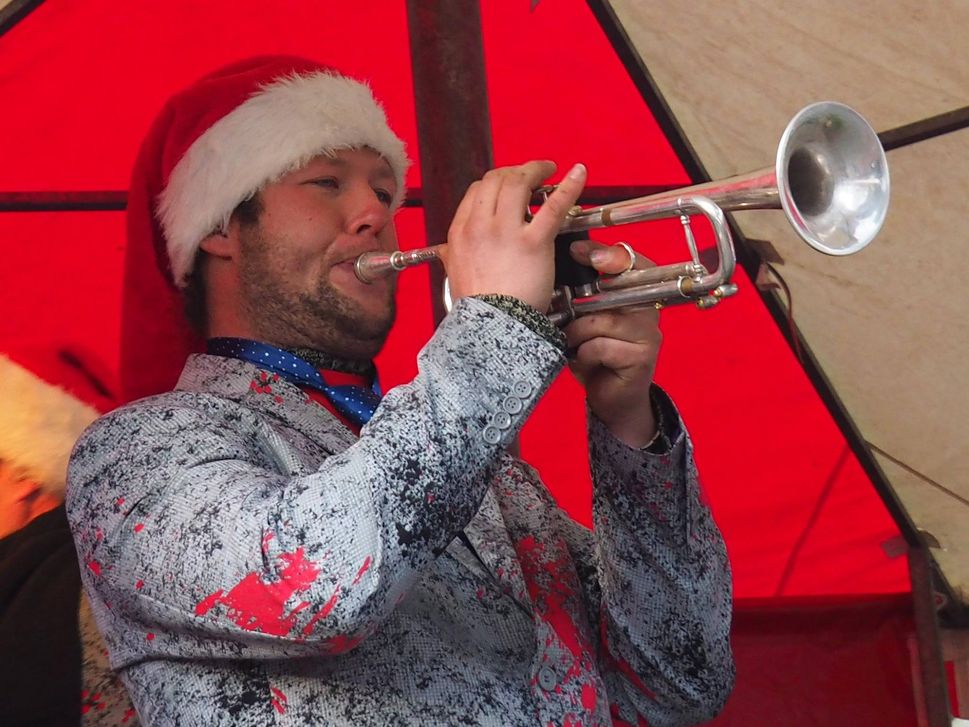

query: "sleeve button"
(482, 425), (502, 445)
(536, 665), (558, 691)
(491, 411), (512, 430)
(501, 396), (523, 414)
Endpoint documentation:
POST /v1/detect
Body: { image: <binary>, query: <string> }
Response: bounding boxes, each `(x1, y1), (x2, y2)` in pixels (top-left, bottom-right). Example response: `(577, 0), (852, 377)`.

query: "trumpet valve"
(571, 282), (598, 299)
(695, 284), (740, 310)
(547, 286), (577, 328)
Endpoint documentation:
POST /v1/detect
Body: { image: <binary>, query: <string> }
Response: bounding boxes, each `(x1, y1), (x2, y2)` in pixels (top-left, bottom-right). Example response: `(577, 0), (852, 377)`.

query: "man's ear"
(198, 223), (240, 260)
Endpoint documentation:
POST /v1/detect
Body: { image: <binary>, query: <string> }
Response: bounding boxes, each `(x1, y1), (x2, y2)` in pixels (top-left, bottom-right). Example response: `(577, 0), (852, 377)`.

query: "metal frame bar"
(0, 0), (43, 37)
(941, 627), (969, 716)
(0, 185), (677, 213)
(909, 547), (954, 725)
(880, 105), (969, 151)
(0, 191), (128, 212)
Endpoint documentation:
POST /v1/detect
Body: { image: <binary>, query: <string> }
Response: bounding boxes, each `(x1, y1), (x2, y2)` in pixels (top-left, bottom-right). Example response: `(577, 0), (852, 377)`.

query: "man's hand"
(443, 161), (587, 313)
(564, 240), (662, 449)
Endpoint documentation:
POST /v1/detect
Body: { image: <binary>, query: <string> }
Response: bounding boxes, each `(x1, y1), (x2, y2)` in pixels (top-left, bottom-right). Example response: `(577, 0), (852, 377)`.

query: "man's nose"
(346, 185), (392, 236)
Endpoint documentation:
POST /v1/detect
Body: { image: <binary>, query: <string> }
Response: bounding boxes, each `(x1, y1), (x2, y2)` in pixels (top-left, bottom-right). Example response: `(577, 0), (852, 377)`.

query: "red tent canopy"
(0, 0), (907, 600)
(2, 2), (934, 723)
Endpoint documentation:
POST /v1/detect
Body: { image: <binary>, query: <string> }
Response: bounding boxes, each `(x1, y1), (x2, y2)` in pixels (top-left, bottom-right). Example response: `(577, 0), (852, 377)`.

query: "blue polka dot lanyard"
(206, 337), (382, 427)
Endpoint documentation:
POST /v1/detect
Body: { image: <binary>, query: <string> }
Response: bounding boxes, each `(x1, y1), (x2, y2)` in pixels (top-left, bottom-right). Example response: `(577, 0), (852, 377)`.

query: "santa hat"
(122, 56), (410, 402)
(0, 347), (116, 498)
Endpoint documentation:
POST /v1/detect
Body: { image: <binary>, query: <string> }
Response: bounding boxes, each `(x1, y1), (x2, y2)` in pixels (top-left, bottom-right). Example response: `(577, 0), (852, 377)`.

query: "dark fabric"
(283, 346), (376, 378)
(0, 505), (82, 725)
(644, 383), (677, 455)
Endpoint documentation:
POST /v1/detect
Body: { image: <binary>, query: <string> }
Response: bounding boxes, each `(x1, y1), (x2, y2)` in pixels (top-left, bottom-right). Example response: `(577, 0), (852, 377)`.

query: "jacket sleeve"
(66, 298), (563, 666)
(561, 387), (735, 727)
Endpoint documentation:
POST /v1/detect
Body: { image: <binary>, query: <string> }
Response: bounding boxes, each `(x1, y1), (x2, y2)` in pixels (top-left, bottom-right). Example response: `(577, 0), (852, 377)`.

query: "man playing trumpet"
(67, 56), (734, 726)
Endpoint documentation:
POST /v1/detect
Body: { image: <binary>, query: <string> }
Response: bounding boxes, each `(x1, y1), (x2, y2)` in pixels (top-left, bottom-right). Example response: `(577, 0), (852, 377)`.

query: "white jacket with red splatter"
(66, 297), (734, 727)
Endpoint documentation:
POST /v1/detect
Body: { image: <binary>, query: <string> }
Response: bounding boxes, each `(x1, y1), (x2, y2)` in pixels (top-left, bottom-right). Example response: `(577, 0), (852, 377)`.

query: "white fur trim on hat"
(0, 355), (100, 498)
(158, 71), (410, 288)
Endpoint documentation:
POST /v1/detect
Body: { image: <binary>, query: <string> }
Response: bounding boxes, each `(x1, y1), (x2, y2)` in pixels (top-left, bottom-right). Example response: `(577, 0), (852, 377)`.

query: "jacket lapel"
(489, 455), (599, 647)
(459, 487), (531, 611)
(491, 456), (611, 727)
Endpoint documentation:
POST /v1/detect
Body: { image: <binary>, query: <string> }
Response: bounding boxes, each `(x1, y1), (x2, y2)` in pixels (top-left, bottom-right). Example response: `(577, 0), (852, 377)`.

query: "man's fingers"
(444, 160), (570, 311)
(529, 163), (587, 238)
(565, 309), (660, 351)
(568, 336), (656, 380)
(491, 161), (553, 223)
(473, 169), (506, 217)
(449, 180), (481, 237)
(516, 159), (558, 188)
(458, 160), (576, 238)
(569, 240), (656, 275)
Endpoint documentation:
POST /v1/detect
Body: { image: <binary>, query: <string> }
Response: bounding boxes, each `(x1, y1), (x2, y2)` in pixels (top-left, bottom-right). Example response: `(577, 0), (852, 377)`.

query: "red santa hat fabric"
(122, 55), (409, 402)
(0, 347), (116, 497)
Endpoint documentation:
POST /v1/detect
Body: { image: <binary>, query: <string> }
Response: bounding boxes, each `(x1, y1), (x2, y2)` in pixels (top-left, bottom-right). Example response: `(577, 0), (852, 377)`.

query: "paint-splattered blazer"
(67, 298), (733, 727)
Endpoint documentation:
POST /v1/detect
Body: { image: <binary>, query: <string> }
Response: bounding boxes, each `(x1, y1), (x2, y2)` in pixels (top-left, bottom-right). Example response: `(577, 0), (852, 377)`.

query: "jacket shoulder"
(66, 392), (261, 503)
(81, 390), (251, 440)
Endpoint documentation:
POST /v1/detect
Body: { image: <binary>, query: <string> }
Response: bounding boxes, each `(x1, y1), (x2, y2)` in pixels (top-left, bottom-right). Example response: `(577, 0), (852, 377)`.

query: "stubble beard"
(238, 224), (396, 360)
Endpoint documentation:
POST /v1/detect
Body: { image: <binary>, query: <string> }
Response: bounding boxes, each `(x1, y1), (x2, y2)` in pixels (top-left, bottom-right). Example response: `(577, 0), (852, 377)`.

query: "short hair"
(182, 192), (264, 335)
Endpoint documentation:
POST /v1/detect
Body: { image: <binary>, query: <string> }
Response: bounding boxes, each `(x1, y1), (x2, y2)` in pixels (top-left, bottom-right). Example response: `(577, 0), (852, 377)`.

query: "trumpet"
(355, 102), (890, 327)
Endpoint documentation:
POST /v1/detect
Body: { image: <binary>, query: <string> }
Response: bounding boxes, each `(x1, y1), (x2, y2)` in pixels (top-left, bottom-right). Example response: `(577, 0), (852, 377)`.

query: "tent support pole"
(0, 186), (674, 213)
(910, 546), (952, 725)
(941, 628), (969, 718)
(405, 0), (494, 325)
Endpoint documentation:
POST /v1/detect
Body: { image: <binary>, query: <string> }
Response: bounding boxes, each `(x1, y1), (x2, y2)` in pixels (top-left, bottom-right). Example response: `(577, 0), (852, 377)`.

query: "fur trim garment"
(0, 355), (101, 497)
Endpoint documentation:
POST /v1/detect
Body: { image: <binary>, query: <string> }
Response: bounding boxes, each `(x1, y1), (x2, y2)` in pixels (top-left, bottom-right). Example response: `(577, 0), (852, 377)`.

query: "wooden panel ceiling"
(607, 0), (969, 178)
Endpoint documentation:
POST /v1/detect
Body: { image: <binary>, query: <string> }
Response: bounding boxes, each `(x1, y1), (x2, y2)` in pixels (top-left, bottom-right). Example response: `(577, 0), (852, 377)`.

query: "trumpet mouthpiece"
(354, 251), (398, 283)
(354, 246), (446, 284)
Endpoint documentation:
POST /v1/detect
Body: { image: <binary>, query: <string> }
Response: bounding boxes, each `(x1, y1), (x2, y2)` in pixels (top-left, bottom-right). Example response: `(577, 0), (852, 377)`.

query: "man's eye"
(374, 188), (393, 206)
(311, 177), (340, 190)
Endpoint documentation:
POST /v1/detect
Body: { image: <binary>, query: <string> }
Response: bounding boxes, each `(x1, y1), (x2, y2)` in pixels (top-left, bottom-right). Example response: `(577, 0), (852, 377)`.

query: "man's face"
(235, 148), (400, 359)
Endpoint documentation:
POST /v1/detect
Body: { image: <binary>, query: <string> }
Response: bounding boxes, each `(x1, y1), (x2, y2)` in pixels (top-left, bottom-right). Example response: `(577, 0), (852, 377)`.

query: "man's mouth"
(332, 258), (392, 291)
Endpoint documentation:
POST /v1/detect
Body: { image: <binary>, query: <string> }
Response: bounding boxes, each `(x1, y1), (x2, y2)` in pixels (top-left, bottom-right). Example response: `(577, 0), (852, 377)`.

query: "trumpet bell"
(777, 101), (890, 256)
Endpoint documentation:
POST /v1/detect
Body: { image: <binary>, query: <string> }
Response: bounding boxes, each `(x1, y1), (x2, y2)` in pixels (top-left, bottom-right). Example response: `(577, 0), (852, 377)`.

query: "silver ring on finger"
(616, 241), (636, 273)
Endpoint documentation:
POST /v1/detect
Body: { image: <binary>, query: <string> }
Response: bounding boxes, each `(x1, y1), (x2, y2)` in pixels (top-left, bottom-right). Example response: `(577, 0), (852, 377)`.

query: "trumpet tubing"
(355, 102), (889, 325)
